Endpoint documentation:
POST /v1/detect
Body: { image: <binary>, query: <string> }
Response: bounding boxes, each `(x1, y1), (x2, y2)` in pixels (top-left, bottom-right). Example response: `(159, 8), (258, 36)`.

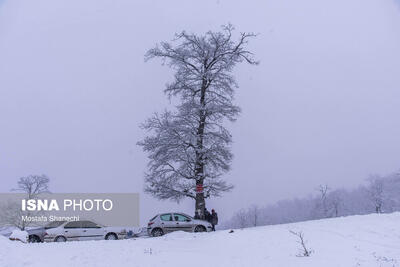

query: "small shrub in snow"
(289, 230), (313, 257)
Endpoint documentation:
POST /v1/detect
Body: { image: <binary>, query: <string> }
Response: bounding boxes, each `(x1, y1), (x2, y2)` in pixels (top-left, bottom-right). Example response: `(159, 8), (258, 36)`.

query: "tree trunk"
(194, 79), (207, 218)
(195, 180), (206, 219)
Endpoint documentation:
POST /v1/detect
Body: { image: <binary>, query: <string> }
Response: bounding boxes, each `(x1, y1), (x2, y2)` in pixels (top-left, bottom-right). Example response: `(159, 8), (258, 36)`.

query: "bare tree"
(248, 204), (260, 227)
(289, 230), (313, 257)
(319, 185), (330, 217)
(312, 185), (330, 218)
(138, 24), (258, 218)
(232, 208), (248, 229)
(13, 175), (50, 199)
(0, 174), (51, 230)
(366, 175), (385, 213)
(328, 189), (344, 217)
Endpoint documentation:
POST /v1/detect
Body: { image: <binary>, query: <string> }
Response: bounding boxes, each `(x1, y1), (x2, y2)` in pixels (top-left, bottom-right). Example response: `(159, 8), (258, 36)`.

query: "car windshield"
(44, 221), (66, 229)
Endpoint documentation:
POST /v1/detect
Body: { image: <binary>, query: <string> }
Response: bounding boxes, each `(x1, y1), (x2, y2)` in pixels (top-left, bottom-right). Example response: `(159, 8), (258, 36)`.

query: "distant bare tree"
(328, 189), (344, 217)
(366, 175), (385, 213)
(248, 204), (260, 227)
(0, 174), (51, 230)
(312, 185), (330, 218)
(139, 24), (258, 218)
(233, 209), (248, 229)
(319, 185), (330, 217)
(13, 175), (50, 199)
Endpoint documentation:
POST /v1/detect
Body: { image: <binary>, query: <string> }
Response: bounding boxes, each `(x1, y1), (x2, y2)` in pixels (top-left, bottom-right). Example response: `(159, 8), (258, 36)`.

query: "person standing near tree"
(211, 209), (218, 231)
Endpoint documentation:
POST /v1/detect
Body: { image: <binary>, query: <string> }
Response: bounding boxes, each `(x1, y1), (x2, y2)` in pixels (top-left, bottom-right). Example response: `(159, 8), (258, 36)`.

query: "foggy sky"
(1, 0), (400, 225)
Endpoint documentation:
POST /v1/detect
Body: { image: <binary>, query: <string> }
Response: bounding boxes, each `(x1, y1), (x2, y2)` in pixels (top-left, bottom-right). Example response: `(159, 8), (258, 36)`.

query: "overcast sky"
(1, 0), (400, 225)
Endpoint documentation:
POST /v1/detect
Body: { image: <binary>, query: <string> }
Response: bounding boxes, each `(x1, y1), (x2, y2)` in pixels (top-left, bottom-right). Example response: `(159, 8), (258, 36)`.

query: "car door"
(173, 214), (193, 232)
(63, 221), (82, 241)
(159, 213), (175, 233)
(80, 221), (105, 241)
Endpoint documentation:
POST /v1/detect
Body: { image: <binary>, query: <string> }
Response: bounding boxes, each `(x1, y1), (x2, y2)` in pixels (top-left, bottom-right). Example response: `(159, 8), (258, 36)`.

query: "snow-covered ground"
(0, 227), (15, 238)
(1, 213), (399, 267)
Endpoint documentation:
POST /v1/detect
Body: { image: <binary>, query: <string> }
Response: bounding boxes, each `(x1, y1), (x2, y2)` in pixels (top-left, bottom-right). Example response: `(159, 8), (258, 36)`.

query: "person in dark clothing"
(204, 208), (211, 222)
(210, 209), (218, 231)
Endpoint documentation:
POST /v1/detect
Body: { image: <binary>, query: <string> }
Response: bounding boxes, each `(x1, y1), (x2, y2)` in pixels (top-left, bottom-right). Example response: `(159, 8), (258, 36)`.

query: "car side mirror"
(186, 219), (191, 222)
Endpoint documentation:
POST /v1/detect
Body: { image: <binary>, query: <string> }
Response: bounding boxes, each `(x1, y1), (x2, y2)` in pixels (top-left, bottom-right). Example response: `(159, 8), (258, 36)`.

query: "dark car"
(27, 221), (66, 243)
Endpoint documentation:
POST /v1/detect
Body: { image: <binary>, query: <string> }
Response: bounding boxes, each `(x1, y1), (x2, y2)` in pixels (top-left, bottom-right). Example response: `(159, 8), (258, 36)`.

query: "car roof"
(157, 212), (193, 217)
(61, 219), (102, 225)
(158, 212), (190, 215)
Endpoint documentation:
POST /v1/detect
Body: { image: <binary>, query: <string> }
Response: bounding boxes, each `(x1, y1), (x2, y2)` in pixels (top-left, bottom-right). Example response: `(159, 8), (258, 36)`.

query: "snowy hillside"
(1, 213), (399, 267)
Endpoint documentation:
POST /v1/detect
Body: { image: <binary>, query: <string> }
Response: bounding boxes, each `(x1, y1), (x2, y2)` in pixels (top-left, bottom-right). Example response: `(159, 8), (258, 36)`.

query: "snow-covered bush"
(9, 230), (28, 243)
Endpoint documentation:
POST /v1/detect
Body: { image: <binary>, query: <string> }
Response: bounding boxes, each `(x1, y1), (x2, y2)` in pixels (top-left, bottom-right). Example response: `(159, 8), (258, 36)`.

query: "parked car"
(27, 221), (66, 243)
(43, 220), (127, 242)
(147, 212), (212, 237)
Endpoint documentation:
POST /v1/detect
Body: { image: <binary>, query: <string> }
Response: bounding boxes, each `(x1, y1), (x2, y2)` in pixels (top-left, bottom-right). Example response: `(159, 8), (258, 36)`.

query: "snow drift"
(0, 212), (399, 267)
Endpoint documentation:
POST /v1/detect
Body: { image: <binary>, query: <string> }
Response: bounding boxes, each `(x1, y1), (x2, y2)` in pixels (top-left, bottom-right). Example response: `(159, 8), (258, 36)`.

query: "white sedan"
(43, 220), (127, 242)
(147, 213), (212, 237)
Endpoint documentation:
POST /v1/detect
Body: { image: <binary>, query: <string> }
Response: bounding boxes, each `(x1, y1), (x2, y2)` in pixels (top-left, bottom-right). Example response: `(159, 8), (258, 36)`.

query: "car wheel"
(194, 225), (206, 232)
(55, 236), (66, 242)
(28, 235), (41, 243)
(105, 233), (118, 240)
(151, 228), (164, 237)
